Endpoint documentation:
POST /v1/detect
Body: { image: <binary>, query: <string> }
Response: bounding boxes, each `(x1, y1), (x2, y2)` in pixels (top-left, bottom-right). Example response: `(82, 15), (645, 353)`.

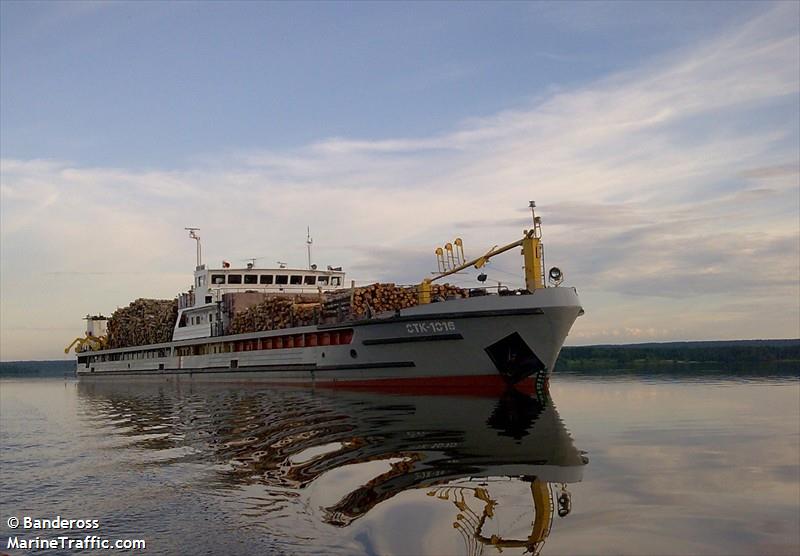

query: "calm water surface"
(1, 371), (798, 555)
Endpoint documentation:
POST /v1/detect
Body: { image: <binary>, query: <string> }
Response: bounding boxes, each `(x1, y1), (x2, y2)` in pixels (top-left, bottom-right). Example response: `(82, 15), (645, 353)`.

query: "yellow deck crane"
(64, 315), (109, 353)
(64, 334), (108, 354)
(419, 201), (546, 304)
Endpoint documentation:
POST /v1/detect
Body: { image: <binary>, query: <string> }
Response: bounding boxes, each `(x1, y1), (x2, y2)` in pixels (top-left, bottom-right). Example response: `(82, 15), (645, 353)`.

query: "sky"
(1, 1), (798, 360)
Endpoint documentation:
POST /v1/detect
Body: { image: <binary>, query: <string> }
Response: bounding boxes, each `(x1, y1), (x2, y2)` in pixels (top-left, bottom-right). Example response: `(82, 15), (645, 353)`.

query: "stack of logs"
(107, 298), (178, 348)
(228, 297), (321, 335)
(349, 283), (416, 317)
(346, 282), (466, 317)
(105, 283), (471, 342)
(322, 282), (469, 321)
(227, 283), (469, 334)
(430, 283), (470, 300)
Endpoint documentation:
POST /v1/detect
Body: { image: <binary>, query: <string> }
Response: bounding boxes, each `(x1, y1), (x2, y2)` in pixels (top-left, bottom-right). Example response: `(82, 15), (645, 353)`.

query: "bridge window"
(260, 275), (273, 284)
(212, 274), (225, 285)
(275, 275), (288, 285)
(227, 275), (242, 284)
(244, 275), (258, 285)
(290, 275), (302, 285)
(332, 277), (341, 286)
(303, 275), (316, 285)
(317, 276), (329, 285)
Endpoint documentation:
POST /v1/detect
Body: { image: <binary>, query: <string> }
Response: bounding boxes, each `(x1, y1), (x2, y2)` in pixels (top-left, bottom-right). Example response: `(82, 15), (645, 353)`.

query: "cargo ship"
(68, 202), (583, 389)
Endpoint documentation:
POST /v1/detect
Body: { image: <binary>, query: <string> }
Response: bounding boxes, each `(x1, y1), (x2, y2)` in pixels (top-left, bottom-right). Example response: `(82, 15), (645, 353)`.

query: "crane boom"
(429, 229), (535, 282)
(418, 201), (548, 305)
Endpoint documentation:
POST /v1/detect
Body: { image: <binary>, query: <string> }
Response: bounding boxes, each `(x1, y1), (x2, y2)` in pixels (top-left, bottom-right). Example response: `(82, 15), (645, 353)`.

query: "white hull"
(77, 288), (582, 387)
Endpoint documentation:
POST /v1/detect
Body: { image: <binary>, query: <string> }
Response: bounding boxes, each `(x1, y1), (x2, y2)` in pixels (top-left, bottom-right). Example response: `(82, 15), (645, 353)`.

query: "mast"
(523, 201), (545, 291)
(185, 228), (202, 268)
(306, 227), (313, 270)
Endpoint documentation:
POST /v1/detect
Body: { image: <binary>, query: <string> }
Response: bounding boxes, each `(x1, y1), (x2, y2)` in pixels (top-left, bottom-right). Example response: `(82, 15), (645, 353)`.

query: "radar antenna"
(185, 227), (202, 268)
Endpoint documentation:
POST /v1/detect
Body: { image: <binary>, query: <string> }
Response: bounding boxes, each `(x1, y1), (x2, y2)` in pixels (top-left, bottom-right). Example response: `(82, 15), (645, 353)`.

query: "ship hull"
(76, 288), (582, 389)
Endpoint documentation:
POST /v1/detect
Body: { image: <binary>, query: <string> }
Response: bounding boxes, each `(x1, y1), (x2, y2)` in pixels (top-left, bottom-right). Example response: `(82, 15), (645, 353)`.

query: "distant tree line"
(0, 360), (75, 377)
(556, 339), (800, 371)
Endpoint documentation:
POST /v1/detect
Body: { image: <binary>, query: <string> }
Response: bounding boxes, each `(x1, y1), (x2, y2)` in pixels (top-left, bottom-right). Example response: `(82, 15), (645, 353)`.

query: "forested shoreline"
(556, 339), (800, 371)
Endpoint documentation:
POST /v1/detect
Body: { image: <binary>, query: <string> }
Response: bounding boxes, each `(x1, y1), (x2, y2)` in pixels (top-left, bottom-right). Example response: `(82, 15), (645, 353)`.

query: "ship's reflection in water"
(77, 379), (588, 555)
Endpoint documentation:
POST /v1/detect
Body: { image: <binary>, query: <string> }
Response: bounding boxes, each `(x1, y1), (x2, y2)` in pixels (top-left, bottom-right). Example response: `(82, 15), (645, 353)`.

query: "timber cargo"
(106, 298), (178, 348)
(68, 203), (583, 391)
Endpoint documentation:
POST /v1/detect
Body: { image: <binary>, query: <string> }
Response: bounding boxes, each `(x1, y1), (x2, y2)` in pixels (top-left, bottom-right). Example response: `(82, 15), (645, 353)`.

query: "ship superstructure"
(174, 263), (346, 341)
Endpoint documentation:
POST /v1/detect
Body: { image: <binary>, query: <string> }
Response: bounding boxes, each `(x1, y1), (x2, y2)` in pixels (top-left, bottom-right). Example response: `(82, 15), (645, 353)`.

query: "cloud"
(1, 2), (799, 358)
(740, 163), (800, 180)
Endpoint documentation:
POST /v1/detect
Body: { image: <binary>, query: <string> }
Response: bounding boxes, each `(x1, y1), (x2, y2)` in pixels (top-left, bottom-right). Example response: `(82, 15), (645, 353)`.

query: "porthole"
(350, 349), (357, 359)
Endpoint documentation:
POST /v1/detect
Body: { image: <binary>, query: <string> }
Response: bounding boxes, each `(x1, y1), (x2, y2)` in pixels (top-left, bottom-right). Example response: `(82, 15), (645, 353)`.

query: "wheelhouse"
(173, 265), (347, 341)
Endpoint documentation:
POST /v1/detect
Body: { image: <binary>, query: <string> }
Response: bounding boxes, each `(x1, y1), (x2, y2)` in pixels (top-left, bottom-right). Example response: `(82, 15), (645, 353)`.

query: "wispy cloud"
(1, 3), (798, 359)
